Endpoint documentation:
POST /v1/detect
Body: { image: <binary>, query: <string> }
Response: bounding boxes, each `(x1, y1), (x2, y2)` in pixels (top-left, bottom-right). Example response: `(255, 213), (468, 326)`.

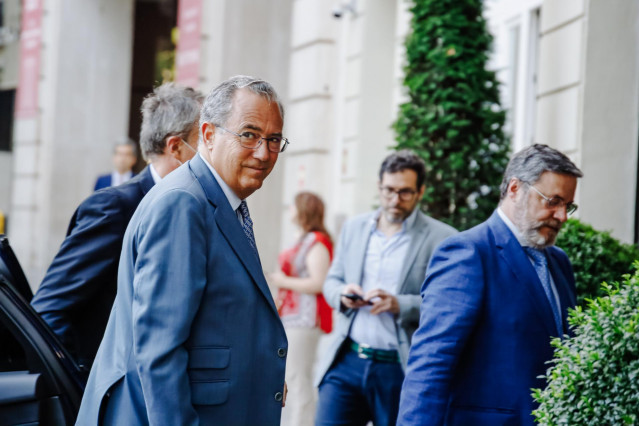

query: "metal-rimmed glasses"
(528, 184), (578, 215)
(217, 126), (289, 153)
(379, 186), (418, 201)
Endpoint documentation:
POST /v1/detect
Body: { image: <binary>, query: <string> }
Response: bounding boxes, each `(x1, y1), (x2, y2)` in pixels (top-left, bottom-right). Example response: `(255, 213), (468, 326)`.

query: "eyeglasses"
(217, 126), (289, 153)
(528, 184), (578, 215)
(379, 186), (418, 201)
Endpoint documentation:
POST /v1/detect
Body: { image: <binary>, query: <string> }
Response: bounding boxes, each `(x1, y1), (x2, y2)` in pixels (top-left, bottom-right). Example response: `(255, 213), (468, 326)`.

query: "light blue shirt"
(349, 208), (418, 350)
(497, 207), (561, 317)
(199, 153), (244, 224)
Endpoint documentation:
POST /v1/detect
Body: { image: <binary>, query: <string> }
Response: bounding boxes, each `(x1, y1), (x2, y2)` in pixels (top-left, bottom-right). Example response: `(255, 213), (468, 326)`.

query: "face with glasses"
(511, 171), (577, 248)
(202, 88), (284, 199)
(379, 169), (425, 224)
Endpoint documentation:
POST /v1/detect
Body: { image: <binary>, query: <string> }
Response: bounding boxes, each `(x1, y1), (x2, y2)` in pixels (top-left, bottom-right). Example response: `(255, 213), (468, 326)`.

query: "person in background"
(94, 138), (139, 190)
(269, 191), (334, 426)
(398, 144), (583, 425)
(315, 150), (457, 426)
(31, 83), (203, 368)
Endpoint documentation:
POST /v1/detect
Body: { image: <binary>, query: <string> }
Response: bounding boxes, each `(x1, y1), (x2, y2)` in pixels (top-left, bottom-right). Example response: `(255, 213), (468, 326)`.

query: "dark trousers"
(315, 347), (404, 426)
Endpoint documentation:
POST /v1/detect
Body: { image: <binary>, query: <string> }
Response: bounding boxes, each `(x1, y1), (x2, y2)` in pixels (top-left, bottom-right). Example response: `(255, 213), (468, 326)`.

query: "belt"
(349, 339), (400, 363)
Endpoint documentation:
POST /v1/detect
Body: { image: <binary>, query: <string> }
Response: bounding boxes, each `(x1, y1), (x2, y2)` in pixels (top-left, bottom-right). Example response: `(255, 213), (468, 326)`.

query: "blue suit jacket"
(398, 211), (576, 426)
(76, 154), (288, 425)
(94, 174), (112, 191)
(94, 172), (137, 191)
(32, 167), (155, 367)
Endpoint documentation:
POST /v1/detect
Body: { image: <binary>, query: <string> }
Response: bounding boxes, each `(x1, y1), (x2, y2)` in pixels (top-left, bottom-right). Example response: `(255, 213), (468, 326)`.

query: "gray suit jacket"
(316, 210), (457, 385)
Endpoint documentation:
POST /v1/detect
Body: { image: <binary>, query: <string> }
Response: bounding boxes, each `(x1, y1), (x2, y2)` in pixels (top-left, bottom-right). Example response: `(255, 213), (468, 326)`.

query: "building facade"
(6, 0), (638, 288)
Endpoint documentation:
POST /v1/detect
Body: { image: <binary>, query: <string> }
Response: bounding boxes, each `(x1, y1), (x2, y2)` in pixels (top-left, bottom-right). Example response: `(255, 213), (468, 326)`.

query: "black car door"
(0, 235), (85, 425)
(0, 276), (85, 425)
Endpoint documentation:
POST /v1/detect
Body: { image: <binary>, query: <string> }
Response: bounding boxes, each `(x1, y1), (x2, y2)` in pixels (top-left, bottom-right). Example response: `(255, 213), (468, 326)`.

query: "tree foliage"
(394, 0), (510, 230)
(556, 219), (639, 306)
(532, 264), (639, 425)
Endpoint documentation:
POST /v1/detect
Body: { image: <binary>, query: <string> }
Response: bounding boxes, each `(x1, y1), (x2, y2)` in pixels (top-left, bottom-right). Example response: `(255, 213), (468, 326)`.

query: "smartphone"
(342, 293), (373, 304)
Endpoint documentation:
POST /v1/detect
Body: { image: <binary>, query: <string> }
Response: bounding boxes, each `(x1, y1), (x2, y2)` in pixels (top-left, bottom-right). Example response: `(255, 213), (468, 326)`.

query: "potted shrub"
(532, 264), (639, 425)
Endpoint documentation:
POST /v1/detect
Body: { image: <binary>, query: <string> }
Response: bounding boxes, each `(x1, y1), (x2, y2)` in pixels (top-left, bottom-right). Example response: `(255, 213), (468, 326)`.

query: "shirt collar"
(497, 207), (529, 247)
(199, 153), (242, 211)
(149, 164), (162, 185)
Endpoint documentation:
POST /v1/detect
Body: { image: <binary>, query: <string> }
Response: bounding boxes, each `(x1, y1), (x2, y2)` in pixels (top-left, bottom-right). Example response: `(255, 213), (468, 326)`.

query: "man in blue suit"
(31, 83), (203, 368)
(93, 139), (138, 191)
(76, 76), (290, 425)
(398, 144), (583, 425)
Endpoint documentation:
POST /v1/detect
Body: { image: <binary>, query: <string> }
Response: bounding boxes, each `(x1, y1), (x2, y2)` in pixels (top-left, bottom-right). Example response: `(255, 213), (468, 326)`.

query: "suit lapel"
(353, 215), (374, 286)
(396, 212), (427, 294)
(137, 166), (156, 195)
(188, 154), (279, 315)
(488, 212), (558, 337)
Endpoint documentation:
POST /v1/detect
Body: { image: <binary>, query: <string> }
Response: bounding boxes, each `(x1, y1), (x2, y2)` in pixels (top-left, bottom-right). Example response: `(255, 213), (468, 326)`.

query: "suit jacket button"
(274, 392), (283, 402)
(277, 348), (287, 358)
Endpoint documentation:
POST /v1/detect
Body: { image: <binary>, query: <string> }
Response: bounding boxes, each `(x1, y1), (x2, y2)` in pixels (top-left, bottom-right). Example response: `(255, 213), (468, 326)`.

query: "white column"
(10, 0), (134, 287)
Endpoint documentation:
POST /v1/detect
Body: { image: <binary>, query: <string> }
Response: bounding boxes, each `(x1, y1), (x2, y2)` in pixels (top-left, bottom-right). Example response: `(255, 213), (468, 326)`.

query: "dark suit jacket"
(94, 174), (112, 191)
(76, 154), (287, 425)
(398, 211), (577, 426)
(31, 167), (155, 367)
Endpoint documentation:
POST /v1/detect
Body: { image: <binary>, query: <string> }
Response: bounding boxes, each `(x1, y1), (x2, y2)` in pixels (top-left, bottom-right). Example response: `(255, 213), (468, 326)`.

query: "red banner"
(15, 0), (43, 119)
(175, 0), (202, 89)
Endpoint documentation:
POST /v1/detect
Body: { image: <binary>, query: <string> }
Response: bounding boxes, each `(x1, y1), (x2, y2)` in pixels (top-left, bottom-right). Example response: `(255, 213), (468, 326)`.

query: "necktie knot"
(524, 247), (548, 267)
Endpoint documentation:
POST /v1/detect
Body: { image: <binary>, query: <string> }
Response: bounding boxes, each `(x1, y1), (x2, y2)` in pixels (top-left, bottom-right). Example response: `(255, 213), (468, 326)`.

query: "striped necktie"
(524, 247), (563, 337)
(238, 200), (258, 256)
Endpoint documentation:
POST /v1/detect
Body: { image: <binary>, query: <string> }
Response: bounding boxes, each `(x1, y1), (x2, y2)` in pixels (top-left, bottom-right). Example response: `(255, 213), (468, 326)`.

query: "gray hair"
(499, 144), (583, 199)
(114, 138), (138, 158)
(199, 75), (284, 130)
(139, 83), (204, 161)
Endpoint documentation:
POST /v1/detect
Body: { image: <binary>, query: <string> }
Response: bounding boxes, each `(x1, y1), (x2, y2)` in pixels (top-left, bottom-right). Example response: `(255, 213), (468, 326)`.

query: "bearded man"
(315, 150), (457, 426)
(398, 144), (583, 426)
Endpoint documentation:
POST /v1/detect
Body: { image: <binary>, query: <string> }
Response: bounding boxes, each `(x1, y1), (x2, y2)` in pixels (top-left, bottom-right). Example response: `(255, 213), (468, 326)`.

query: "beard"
(514, 196), (563, 249)
(383, 208), (410, 224)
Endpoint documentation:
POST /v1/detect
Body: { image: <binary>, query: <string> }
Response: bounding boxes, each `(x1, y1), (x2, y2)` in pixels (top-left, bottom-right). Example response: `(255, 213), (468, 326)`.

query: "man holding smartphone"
(315, 150), (457, 425)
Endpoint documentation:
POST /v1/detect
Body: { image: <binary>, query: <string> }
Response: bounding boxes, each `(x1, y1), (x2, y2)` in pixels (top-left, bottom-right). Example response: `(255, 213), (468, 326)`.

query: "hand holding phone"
(342, 293), (373, 305)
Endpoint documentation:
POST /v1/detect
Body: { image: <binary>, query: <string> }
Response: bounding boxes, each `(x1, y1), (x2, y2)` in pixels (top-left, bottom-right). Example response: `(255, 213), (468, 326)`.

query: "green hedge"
(532, 264), (639, 425)
(556, 219), (639, 305)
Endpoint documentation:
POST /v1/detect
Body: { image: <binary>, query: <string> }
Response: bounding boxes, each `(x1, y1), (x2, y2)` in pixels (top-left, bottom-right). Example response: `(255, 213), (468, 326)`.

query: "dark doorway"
(128, 0), (178, 171)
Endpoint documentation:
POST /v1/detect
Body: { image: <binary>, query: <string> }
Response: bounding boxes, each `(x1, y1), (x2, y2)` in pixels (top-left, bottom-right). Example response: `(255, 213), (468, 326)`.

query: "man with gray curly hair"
(31, 83), (203, 369)
(77, 76), (290, 425)
(399, 144), (583, 425)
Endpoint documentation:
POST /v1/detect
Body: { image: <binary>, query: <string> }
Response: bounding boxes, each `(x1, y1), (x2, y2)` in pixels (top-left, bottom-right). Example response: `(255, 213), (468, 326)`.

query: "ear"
(202, 122), (216, 149)
(417, 184), (425, 199)
(506, 177), (522, 200)
(165, 135), (182, 156)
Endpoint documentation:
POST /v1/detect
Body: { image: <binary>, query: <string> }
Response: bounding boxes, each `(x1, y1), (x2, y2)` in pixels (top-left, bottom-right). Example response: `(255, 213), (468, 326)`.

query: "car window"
(0, 319), (28, 372)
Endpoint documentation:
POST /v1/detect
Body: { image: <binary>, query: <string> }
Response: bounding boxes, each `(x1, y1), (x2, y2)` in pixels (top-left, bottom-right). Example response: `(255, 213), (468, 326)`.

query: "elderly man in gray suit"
(315, 150), (457, 426)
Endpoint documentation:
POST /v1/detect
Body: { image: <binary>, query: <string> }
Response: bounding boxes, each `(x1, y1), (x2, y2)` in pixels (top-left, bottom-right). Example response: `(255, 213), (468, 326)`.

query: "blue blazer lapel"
(188, 154), (279, 315)
(488, 211), (558, 337)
